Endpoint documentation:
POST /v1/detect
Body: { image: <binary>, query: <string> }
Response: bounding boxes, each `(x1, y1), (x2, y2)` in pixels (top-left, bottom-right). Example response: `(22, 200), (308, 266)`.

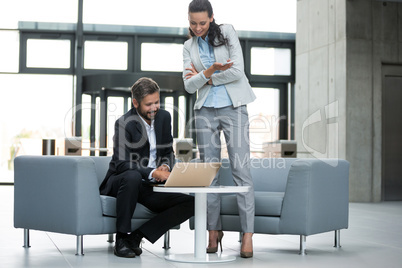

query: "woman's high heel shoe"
(240, 251), (253, 258)
(240, 233), (253, 258)
(206, 231), (224, 253)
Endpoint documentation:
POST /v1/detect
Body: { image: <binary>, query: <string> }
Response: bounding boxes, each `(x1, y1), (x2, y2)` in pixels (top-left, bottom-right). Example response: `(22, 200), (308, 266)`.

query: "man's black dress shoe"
(114, 237), (136, 258)
(127, 231), (143, 256)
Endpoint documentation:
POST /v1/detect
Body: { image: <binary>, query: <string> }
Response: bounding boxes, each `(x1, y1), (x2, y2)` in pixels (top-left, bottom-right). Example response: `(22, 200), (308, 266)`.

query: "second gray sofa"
(211, 157), (350, 255)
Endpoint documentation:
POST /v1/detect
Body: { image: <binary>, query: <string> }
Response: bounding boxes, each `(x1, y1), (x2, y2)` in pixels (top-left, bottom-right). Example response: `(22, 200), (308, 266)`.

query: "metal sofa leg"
(107, 233), (114, 243)
(163, 231), (170, 249)
(334, 230), (341, 248)
(23, 229), (31, 248)
(299, 235), (307, 255)
(75, 235), (84, 256)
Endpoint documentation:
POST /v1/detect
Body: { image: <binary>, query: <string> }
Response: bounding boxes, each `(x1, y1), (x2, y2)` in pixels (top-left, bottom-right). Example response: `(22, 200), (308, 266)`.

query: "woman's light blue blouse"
(198, 36), (232, 108)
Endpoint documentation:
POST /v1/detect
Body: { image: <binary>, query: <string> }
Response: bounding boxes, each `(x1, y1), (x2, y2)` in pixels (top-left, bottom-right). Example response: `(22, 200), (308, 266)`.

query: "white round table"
(153, 186), (250, 263)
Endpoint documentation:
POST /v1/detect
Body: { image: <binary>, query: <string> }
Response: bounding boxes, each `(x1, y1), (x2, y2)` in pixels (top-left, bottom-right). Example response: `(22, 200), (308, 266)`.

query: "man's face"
(133, 92), (160, 124)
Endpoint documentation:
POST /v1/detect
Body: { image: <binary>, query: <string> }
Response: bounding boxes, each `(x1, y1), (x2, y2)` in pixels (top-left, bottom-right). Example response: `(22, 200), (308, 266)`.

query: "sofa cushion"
(100, 195), (156, 218)
(220, 191), (284, 217)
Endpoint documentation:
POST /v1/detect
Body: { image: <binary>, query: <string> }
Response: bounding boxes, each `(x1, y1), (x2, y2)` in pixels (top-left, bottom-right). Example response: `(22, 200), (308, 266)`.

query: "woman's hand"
(185, 63), (198, 80)
(212, 59), (234, 71)
(185, 59), (233, 82)
(203, 59), (233, 79)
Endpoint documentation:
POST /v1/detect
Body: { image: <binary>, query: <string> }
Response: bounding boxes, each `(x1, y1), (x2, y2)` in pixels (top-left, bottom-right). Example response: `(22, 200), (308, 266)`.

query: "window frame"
(136, 36), (186, 74)
(19, 31), (75, 74)
(16, 22), (295, 141)
(82, 34), (134, 74)
(138, 37), (184, 73)
(245, 40), (295, 84)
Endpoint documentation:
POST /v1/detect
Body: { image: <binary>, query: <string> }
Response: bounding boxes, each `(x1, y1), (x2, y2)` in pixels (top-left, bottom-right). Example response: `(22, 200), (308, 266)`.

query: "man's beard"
(138, 107), (158, 122)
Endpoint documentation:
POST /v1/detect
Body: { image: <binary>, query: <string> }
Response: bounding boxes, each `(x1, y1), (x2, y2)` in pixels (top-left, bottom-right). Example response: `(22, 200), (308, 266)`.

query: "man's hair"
(131, 77), (160, 104)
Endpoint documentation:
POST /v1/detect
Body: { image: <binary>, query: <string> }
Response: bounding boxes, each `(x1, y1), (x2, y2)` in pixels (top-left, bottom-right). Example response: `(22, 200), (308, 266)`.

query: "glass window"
(83, 0), (188, 28)
(106, 97), (125, 152)
(80, 94), (93, 156)
(84, 41), (128, 70)
(0, 0), (78, 29)
(26, 39), (71, 69)
(1, 0), (295, 33)
(211, 0), (296, 33)
(83, 0), (296, 33)
(163, 97), (175, 136)
(0, 30), (19, 73)
(251, 47), (291, 76)
(0, 74), (73, 183)
(141, 43), (183, 72)
(178, 96), (186, 139)
(247, 88), (280, 157)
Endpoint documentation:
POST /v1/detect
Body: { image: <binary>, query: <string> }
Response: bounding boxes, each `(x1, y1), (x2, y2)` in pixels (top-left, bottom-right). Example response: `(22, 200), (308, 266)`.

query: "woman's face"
(188, 11), (213, 39)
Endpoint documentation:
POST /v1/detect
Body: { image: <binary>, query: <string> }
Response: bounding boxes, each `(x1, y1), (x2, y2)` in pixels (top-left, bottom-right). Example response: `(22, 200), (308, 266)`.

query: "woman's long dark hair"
(188, 0), (228, 47)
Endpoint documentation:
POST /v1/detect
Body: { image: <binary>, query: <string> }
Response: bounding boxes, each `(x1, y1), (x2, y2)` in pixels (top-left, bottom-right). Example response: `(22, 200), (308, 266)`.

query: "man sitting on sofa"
(99, 77), (194, 258)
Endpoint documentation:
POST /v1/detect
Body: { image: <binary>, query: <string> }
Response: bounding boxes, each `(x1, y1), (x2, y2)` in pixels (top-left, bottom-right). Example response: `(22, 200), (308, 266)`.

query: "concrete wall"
(295, 0), (347, 161)
(295, 0), (402, 202)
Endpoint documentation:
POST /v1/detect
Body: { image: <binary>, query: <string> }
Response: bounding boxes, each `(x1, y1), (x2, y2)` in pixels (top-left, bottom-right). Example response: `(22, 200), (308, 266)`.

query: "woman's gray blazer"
(182, 24), (256, 110)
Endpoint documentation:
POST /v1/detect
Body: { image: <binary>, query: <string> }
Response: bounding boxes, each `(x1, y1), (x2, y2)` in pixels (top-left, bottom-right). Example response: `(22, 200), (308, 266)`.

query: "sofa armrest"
(279, 159), (349, 235)
(14, 156), (105, 235)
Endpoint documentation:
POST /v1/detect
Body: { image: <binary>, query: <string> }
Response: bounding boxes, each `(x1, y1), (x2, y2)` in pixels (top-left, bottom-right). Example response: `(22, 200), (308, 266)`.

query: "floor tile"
(2, 186), (402, 268)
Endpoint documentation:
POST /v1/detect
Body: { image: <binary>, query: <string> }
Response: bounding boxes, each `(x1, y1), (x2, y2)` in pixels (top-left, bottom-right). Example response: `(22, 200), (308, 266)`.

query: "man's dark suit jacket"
(100, 108), (174, 190)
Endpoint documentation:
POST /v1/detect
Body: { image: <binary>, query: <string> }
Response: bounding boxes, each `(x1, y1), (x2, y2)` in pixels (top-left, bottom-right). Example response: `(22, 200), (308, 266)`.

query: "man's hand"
(157, 164), (170, 172)
(153, 165), (170, 182)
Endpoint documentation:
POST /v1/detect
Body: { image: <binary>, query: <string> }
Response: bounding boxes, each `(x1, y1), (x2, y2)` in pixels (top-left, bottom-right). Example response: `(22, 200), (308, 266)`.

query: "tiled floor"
(1, 185), (402, 268)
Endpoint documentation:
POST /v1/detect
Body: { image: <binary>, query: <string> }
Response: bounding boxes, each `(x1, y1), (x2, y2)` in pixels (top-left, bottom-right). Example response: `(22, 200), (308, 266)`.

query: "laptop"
(159, 162), (221, 187)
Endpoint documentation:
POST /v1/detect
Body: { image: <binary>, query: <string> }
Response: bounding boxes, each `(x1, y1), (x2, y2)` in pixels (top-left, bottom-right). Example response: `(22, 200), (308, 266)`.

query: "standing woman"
(182, 0), (256, 258)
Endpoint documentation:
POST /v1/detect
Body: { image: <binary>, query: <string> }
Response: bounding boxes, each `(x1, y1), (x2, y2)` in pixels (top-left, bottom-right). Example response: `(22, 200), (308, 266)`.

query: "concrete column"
(296, 0), (402, 202)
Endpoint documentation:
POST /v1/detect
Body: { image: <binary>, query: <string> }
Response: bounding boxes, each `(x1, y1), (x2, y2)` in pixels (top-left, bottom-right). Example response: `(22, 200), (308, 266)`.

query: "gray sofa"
(14, 155), (349, 256)
(198, 157), (350, 255)
(13, 155), (175, 255)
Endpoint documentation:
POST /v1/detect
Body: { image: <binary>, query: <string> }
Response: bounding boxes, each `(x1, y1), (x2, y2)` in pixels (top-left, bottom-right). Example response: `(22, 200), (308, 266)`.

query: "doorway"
(81, 73), (189, 156)
(382, 69), (402, 200)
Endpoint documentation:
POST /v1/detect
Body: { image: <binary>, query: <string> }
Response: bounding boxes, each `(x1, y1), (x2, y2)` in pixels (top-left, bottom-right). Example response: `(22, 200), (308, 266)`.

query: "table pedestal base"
(164, 253), (236, 263)
(153, 186), (250, 264)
